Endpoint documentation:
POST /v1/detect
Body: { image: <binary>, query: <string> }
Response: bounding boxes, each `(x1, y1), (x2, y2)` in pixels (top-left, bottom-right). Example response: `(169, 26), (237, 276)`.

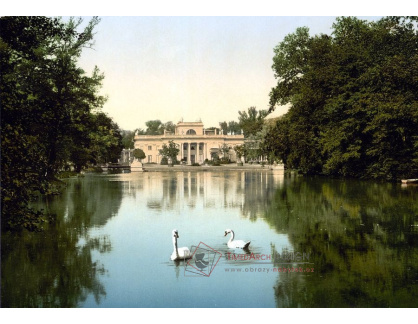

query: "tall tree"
(121, 130), (135, 149)
(145, 120), (163, 135)
(1, 16), (107, 230)
(228, 121), (241, 135)
(89, 112), (123, 167)
(267, 16), (418, 179)
(238, 107), (269, 137)
(219, 121), (228, 135)
(163, 121), (175, 133)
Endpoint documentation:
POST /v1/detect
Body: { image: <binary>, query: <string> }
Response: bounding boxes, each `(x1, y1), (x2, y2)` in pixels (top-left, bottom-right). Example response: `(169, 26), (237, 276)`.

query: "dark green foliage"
(267, 16), (418, 180)
(160, 156), (168, 165)
(87, 112), (123, 169)
(163, 121), (175, 133)
(144, 120), (175, 135)
(238, 106), (269, 137)
(228, 121), (242, 135)
(158, 140), (179, 165)
(133, 148), (146, 160)
(234, 144), (245, 159)
(1, 17), (120, 231)
(145, 120), (163, 135)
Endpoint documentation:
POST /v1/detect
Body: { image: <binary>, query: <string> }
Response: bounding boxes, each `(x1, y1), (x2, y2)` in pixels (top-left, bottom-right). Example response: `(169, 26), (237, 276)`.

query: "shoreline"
(135, 163), (285, 172)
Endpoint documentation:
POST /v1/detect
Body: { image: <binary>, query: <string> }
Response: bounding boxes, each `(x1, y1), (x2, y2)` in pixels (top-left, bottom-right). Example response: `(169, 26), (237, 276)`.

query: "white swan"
(224, 229), (251, 249)
(171, 229), (192, 261)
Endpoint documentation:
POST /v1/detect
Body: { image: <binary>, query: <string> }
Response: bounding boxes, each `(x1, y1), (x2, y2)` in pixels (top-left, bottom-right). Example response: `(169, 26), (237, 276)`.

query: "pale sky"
(5, 2), (389, 131)
(77, 16), (380, 131)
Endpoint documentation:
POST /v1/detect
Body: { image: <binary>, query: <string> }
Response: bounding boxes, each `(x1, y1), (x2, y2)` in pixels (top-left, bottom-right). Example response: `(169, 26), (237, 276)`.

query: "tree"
(158, 140), (179, 166)
(234, 145), (245, 162)
(163, 121), (175, 134)
(205, 126), (220, 134)
(238, 107), (269, 137)
(121, 130), (135, 149)
(228, 121), (241, 135)
(144, 120), (175, 135)
(219, 144), (230, 161)
(219, 121), (228, 135)
(145, 120), (163, 135)
(88, 112), (123, 167)
(269, 27), (311, 110)
(133, 148), (146, 161)
(267, 16), (418, 179)
(1, 16), (107, 231)
(243, 135), (261, 162)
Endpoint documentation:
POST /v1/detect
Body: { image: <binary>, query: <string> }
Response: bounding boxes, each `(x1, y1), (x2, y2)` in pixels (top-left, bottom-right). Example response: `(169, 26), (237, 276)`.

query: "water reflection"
(265, 177), (418, 307)
(114, 171), (285, 218)
(1, 176), (123, 307)
(2, 171), (417, 307)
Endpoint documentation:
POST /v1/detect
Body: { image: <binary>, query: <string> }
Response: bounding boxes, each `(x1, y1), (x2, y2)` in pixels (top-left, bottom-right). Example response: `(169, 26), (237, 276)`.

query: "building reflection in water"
(117, 170), (285, 220)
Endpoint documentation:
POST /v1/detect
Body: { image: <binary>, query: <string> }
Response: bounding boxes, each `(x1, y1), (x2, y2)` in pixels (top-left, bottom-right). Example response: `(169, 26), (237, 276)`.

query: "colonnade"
(178, 142), (209, 164)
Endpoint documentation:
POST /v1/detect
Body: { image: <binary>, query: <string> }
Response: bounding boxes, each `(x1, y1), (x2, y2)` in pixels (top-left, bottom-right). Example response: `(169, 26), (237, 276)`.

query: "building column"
(188, 142), (191, 165)
(180, 142), (183, 161)
(196, 142), (200, 163)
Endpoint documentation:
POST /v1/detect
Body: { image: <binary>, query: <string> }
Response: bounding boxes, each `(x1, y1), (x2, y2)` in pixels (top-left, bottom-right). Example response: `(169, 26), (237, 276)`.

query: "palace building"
(133, 121), (244, 164)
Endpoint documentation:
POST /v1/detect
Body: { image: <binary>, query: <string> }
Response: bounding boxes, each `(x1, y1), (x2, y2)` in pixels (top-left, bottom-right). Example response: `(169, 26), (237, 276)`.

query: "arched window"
(186, 129), (196, 135)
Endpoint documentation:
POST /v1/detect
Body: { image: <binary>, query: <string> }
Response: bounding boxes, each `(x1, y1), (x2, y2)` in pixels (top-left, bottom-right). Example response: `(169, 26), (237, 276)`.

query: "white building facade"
(134, 121), (244, 164)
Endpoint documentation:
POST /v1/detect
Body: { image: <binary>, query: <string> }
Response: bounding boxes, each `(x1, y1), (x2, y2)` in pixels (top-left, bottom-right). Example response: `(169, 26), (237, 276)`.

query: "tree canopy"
(1, 16), (121, 231)
(133, 148), (146, 160)
(266, 16), (418, 180)
(143, 120), (175, 135)
(158, 140), (180, 165)
(238, 107), (269, 137)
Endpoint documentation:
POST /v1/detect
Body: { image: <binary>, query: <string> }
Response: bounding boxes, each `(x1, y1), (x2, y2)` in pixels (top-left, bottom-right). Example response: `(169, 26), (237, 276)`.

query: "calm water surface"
(1, 171), (417, 307)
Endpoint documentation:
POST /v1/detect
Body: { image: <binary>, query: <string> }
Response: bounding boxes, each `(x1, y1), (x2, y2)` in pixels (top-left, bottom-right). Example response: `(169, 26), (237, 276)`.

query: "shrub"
(220, 158), (230, 164)
(160, 157), (168, 165)
(57, 171), (79, 178)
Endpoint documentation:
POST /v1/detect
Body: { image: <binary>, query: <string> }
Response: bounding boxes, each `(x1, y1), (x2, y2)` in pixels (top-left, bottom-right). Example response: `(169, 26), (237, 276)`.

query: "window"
(148, 145), (152, 151)
(186, 129), (196, 135)
(148, 155), (152, 163)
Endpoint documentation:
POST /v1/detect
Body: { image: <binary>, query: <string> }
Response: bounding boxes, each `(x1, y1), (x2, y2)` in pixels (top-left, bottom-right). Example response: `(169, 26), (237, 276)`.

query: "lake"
(1, 170), (417, 307)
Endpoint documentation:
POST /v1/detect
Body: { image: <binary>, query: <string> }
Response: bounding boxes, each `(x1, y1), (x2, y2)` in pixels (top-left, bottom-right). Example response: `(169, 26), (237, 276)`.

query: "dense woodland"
(1, 17), (123, 230)
(264, 16), (418, 180)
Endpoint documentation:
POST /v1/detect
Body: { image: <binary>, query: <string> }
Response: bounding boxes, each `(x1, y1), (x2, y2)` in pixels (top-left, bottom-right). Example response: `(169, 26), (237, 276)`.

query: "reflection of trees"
(1, 225), (108, 307)
(42, 175), (124, 229)
(240, 171), (285, 220)
(1, 175), (121, 307)
(265, 178), (418, 307)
